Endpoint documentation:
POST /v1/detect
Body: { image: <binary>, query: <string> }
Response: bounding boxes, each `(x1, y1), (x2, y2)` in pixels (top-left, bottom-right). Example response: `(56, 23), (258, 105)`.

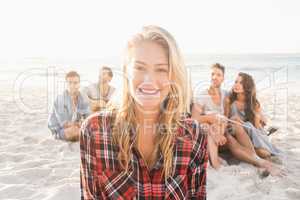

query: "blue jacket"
(48, 90), (90, 140)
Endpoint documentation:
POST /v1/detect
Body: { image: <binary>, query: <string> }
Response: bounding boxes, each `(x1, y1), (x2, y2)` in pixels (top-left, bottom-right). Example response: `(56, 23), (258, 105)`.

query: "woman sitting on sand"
(80, 25), (208, 199)
(224, 72), (283, 176)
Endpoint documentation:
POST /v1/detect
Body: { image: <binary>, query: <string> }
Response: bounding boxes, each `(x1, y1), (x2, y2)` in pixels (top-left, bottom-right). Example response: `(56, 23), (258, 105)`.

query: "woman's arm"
(224, 96), (230, 118)
(254, 104), (266, 129)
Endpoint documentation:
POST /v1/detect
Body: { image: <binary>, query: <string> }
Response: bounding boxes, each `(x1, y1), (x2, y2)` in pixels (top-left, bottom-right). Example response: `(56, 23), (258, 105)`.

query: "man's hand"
(63, 121), (72, 128)
(64, 124), (80, 142)
(90, 99), (107, 112)
(209, 122), (227, 146)
(63, 121), (81, 128)
(211, 133), (227, 146)
(218, 135), (227, 146)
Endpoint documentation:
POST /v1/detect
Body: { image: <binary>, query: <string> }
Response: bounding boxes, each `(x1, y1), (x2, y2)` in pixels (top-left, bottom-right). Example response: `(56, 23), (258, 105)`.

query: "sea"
(0, 54), (299, 116)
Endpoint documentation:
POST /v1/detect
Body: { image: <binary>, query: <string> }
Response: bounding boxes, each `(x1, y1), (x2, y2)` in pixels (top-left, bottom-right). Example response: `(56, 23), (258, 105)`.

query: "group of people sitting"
(47, 66), (115, 141)
(46, 26), (284, 199)
(192, 63), (282, 176)
(47, 62), (282, 175)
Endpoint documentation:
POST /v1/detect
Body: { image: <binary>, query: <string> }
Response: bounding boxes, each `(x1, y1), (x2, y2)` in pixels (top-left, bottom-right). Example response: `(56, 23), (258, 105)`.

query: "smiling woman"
(128, 40), (170, 112)
(80, 25), (208, 199)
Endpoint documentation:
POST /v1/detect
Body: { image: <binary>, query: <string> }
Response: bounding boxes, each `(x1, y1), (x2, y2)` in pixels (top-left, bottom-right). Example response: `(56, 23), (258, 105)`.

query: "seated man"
(84, 66), (115, 112)
(192, 63), (228, 169)
(48, 71), (90, 141)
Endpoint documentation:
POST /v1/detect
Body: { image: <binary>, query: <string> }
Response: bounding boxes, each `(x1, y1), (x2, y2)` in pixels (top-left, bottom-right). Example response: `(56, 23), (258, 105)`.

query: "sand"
(0, 86), (299, 200)
(0, 87), (80, 200)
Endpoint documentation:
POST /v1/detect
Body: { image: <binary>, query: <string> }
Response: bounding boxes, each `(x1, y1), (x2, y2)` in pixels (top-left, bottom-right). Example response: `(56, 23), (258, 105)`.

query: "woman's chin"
(135, 100), (161, 113)
(233, 89), (240, 93)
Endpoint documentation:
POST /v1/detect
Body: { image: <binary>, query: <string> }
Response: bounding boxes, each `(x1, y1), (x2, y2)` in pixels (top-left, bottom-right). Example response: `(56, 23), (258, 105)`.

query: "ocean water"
(0, 54), (300, 103)
(0, 54), (298, 138)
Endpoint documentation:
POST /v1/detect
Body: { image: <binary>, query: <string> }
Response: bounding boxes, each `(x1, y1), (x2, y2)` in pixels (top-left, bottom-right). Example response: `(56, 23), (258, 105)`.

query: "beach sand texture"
(0, 86), (299, 200)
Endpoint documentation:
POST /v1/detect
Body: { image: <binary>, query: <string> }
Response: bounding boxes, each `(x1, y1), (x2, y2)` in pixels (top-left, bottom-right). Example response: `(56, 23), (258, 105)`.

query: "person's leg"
(231, 118), (273, 160)
(226, 134), (259, 166)
(210, 122), (227, 146)
(231, 121), (255, 154)
(255, 148), (271, 159)
(208, 134), (221, 169)
(226, 134), (283, 176)
(206, 121), (229, 169)
(219, 120), (227, 135)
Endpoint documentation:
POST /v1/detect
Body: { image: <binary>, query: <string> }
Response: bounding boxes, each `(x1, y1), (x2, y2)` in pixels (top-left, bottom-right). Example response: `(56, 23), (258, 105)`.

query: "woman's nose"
(143, 72), (156, 83)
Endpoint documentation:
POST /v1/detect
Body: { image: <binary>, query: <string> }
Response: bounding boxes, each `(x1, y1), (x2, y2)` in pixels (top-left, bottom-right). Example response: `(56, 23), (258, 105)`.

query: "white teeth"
(139, 88), (158, 95)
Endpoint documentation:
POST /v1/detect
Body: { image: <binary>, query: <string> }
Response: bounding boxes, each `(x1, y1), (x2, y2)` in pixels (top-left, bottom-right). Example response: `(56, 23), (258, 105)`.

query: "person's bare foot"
(258, 159), (286, 177)
(219, 157), (228, 166)
(211, 158), (221, 170)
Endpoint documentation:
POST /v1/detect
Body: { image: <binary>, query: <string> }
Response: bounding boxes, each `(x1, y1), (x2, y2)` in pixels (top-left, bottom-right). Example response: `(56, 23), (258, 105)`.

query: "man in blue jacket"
(48, 71), (90, 141)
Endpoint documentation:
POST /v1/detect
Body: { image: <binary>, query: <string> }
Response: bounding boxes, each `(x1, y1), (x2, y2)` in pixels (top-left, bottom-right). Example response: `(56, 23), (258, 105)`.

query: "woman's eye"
(157, 68), (168, 73)
(134, 66), (145, 71)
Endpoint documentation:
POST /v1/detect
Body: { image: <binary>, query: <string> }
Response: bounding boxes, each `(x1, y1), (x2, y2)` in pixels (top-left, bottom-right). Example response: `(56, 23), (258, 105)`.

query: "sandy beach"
(1, 0), (300, 198)
(0, 87), (80, 200)
(0, 83), (300, 200)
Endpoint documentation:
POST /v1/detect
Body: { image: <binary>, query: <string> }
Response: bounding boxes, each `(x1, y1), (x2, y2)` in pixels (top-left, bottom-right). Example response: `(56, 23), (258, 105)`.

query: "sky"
(0, 0), (300, 59)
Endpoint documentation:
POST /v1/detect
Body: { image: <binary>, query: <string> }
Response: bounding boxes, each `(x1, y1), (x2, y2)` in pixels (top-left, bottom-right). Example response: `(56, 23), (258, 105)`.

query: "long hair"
(112, 25), (191, 178)
(229, 72), (259, 125)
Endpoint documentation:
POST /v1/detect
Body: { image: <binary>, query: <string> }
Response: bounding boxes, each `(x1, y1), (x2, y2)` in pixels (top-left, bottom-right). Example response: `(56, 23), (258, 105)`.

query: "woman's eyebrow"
(134, 60), (147, 65)
(155, 63), (168, 67)
(135, 60), (168, 67)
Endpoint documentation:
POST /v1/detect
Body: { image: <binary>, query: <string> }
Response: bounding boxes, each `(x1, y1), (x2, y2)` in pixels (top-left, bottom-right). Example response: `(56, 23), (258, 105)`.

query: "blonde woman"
(80, 26), (208, 199)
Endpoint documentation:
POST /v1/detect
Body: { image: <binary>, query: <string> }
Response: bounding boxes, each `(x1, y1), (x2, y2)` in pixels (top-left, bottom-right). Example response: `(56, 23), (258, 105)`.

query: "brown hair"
(65, 71), (80, 81)
(211, 63), (225, 75)
(101, 66), (113, 78)
(229, 72), (259, 125)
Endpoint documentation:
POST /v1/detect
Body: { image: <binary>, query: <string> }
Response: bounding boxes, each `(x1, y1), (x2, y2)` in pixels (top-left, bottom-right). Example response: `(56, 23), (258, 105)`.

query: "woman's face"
(233, 75), (244, 93)
(127, 40), (170, 112)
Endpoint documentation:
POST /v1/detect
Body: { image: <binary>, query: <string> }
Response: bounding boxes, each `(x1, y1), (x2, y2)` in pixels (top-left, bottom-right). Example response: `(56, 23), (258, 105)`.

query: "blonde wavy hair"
(112, 25), (191, 178)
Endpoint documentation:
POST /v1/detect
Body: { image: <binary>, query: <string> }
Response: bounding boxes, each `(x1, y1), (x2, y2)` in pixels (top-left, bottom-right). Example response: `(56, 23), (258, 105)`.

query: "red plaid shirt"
(80, 112), (208, 200)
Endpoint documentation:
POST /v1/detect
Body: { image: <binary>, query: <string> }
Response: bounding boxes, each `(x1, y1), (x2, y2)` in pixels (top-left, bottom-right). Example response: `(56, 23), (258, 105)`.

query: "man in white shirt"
(84, 66), (116, 112)
(192, 63), (228, 169)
